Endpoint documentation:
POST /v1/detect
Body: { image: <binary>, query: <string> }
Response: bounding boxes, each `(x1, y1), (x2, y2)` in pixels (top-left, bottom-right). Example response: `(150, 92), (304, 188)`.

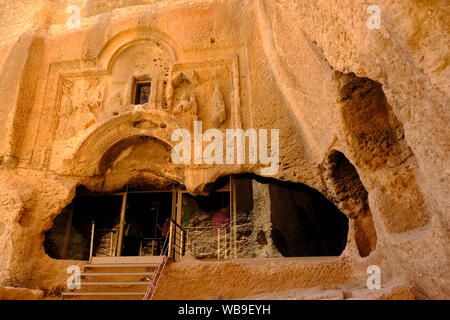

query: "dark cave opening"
(268, 180), (349, 257)
(326, 150), (377, 257)
(44, 186), (174, 260)
(45, 174), (350, 260)
(234, 174), (349, 257)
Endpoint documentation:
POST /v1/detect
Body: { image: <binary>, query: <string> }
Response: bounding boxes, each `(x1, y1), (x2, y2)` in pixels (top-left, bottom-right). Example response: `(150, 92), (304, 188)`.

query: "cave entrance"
(267, 179), (349, 257)
(121, 190), (174, 257)
(44, 178), (234, 261)
(177, 175), (349, 260)
(229, 174), (349, 258)
(44, 186), (177, 260)
(45, 175), (349, 261)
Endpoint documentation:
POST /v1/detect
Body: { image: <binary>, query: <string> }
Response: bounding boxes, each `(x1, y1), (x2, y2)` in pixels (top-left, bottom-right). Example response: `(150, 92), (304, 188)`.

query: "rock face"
(0, 0), (448, 299)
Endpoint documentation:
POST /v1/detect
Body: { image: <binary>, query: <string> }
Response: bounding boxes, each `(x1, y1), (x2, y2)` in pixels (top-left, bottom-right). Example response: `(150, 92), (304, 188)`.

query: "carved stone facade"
(0, 0), (448, 300)
(24, 34), (246, 176)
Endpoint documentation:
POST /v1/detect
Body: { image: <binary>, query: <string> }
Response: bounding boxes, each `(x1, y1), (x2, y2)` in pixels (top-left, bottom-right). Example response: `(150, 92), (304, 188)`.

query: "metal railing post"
(181, 229), (185, 257)
(109, 232), (113, 256)
(89, 221), (95, 263)
(224, 229), (227, 259)
(168, 221), (173, 260)
(217, 228), (221, 259)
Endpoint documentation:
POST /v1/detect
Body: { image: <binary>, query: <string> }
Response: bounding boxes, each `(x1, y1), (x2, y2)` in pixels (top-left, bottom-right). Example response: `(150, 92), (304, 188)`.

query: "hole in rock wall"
(339, 74), (412, 170)
(229, 174), (349, 258)
(44, 175), (350, 261)
(266, 178), (349, 257)
(44, 189), (123, 260)
(338, 74), (429, 234)
(44, 185), (174, 260)
(326, 151), (377, 257)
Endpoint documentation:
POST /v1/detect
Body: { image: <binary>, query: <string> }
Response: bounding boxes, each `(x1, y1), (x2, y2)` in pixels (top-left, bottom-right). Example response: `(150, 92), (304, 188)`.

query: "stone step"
(62, 258), (163, 299)
(80, 272), (154, 276)
(83, 265), (158, 273)
(76, 281), (149, 285)
(80, 272), (154, 283)
(91, 256), (163, 264)
(85, 263), (160, 268)
(66, 281), (150, 293)
(61, 291), (146, 300)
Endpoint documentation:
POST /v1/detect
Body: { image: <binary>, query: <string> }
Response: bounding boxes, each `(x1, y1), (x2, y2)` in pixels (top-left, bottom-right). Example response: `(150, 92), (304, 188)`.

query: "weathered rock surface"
(0, 0), (448, 299)
(0, 286), (44, 300)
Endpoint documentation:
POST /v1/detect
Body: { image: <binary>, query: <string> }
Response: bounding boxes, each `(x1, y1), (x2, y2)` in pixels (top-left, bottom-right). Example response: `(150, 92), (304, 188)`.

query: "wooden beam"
(168, 221), (173, 259)
(232, 176), (237, 258)
(176, 191), (183, 226)
(171, 191), (177, 220)
(224, 229), (227, 259)
(89, 222), (95, 264)
(117, 185), (128, 256)
(217, 228), (221, 259)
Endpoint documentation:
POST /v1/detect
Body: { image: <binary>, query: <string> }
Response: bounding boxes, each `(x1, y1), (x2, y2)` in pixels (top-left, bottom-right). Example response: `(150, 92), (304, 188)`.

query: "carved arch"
(71, 110), (187, 176)
(96, 27), (182, 71)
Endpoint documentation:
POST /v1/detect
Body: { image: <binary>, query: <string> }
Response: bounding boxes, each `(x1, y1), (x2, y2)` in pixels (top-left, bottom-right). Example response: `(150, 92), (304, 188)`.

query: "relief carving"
(173, 92), (198, 117)
(210, 84), (227, 127)
(109, 91), (123, 109)
(56, 76), (105, 140)
(167, 71), (198, 112)
(167, 58), (241, 130)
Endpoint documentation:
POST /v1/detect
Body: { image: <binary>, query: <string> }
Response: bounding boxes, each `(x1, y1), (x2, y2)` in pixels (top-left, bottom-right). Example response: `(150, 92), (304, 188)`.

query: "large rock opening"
(325, 151), (377, 258)
(268, 179), (348, 257)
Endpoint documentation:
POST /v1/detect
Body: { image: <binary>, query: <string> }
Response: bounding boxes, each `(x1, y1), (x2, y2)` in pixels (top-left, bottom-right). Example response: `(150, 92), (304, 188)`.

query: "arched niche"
(70, 110), (187, 177)
(96, 27), (181, 71)
(98, 135), (184, 191)
(105, 39), (174, 110)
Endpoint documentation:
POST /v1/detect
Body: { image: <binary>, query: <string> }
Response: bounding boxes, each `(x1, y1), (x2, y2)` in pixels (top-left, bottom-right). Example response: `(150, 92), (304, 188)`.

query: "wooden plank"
(89, 222), (95, 263)
(110, 232), (113, 256)
(168, 221), (173, 259)
(224, 229), (227, 259)
(74, 282), (148, 285)
(80, 272), (153, 276)
(217, 228), (221, 259)
(232, 176), (237, 259)
(91, 255), (163, 265)
(62, 292), (145, 296)
(176, 191), (183, 226)
(171, 191), (177, 220)
(117, 186), (128, 257)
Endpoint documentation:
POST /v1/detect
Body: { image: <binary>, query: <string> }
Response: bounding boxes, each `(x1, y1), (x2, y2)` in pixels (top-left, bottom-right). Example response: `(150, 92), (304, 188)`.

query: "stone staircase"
(61, 256), (163, 300)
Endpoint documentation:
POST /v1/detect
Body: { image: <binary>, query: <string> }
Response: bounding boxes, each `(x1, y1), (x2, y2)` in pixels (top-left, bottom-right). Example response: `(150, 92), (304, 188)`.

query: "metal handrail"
(167, 219), (185, 261)
(169, 219), (183, 230)
(143, 234), (170, 300)
(87, 225), (121, 259)
(184, 224), (231, 260)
